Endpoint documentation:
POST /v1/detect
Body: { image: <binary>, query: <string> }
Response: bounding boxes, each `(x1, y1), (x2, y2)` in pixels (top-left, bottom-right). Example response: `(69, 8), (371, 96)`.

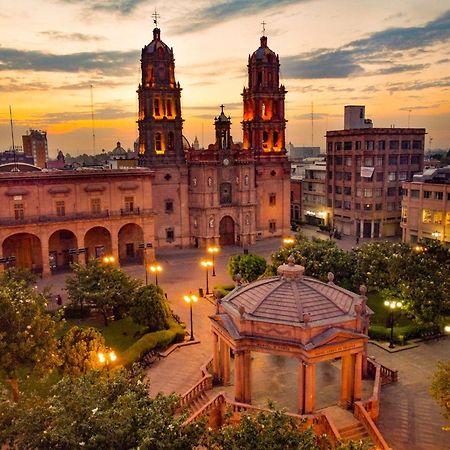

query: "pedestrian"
(56, 294), (62, 306)
(356, 236), (360, 245)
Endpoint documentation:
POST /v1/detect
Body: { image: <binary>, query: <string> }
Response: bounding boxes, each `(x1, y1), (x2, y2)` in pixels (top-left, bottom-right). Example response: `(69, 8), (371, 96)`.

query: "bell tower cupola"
(214, 105), (233, 150)
(242, 26), (287, 154)
(138, 16), (184, 165)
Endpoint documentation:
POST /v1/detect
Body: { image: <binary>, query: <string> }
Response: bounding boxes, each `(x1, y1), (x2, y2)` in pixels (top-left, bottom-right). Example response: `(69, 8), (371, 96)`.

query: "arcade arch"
(2, 232), (42, 272)
(118, 223), (144, 264)
(48, 229), (78, 271)
(84, 226), (112, 261)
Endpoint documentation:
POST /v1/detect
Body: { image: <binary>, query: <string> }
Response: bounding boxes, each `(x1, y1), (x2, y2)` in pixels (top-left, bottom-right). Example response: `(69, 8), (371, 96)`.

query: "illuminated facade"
(139, 27), (290, 247)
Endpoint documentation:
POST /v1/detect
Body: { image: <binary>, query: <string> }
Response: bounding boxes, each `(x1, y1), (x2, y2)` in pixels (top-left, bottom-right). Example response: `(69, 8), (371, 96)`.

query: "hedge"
(213, 284), (235, 298)
(120, 317), (185, 367)
(369, 323), (440, 345)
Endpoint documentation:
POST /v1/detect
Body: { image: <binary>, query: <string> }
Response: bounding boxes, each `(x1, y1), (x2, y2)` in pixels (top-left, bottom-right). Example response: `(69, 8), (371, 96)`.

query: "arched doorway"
(219, 216), (235, 246)
(84, 226), (112, 261)
(2, 233), (42, 272)
(118, 223), (144, 264)
(48, 229), (78, 271)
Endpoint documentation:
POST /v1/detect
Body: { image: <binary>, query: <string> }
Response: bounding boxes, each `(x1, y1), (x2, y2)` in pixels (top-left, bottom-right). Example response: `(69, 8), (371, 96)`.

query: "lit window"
(166, 99), (172, 116)
(154, 99), (160, 116)
(434, 211), (443, 224)
(422, 209), (431, 223)
(155, 133), (162, 152)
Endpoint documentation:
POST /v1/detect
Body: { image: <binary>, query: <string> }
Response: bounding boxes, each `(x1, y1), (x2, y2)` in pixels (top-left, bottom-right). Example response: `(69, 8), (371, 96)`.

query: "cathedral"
(138, 26), (291, 248)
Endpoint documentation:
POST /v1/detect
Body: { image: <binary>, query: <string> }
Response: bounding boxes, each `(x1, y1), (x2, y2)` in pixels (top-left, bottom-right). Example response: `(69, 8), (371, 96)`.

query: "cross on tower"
(220, 104), (225, 114)
(261, 21), (266, 35)
(152, 9), (160, 27)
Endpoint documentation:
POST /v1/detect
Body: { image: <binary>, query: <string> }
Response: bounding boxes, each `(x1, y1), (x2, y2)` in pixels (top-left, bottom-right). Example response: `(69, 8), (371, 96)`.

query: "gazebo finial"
(327, 272), (335, 284)
(287, 254), (295, 266)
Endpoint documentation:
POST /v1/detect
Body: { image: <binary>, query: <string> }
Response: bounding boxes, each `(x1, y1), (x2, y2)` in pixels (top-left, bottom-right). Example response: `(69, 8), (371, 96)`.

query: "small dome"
(111, 142), (127, 155)
(222, 271), (361, 326)
(251, 35), (276, 62)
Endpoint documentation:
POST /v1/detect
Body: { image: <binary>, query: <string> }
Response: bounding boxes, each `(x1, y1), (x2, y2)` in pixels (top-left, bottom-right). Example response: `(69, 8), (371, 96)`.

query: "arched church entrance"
(48, 229), (78, 271)
(2, 233), (43, 273)
(219, 216), (235, 246)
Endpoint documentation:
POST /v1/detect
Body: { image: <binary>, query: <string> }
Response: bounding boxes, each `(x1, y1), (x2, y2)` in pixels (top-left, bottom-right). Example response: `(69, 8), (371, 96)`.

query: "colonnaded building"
(0, 27), (290, 275)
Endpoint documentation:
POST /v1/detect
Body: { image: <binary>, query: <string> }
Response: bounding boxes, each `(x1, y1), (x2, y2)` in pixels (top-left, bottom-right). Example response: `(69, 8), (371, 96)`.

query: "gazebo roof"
(221, 259), (367, 328)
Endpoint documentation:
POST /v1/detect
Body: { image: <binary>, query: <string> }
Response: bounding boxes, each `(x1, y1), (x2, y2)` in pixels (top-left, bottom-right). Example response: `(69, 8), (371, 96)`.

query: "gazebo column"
(304, 363), (316, 414)
(234, 350), (244, 403)
(353, 352), (363, 402)
(212, 332), (220, 383)
(221, 342), (231, 385)
(340, 354), (354, 408)
(243, 351), (252, 403)
(297, 361), (305, 414)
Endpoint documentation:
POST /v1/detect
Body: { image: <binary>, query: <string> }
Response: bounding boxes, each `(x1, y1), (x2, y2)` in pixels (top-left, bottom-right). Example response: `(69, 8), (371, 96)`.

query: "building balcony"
(0, 208), (153, 227)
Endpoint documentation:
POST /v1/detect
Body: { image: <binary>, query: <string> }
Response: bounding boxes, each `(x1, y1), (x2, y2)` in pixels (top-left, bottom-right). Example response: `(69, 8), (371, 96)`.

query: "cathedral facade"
(138, 27), (291, 248)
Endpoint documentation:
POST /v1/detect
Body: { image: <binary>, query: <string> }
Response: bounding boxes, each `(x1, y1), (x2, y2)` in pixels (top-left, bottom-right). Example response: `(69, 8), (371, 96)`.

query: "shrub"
(227, 253), (267, 282)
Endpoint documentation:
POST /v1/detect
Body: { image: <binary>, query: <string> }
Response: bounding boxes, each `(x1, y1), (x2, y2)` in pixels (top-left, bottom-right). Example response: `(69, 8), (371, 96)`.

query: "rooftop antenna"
(9, 105), (18, 171)
(152, 9), (160, 27)
(90, 84), (96, 154)
(311, 101), (314, 148)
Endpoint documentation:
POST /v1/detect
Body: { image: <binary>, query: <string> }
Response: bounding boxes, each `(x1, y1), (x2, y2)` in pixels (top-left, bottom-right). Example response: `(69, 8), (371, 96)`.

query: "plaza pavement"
(35, 228), (450, 449)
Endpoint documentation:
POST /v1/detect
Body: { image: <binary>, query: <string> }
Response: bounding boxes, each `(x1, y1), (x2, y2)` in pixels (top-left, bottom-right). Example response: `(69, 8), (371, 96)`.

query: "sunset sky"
(0, 0), (449, 157)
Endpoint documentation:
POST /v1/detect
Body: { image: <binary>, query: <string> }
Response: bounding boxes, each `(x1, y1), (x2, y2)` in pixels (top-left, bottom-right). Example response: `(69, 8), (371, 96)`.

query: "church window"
(155, 133), (162, 151)
(192, 177), (197, 187)
(166, 228), (175, 242)
(165, 200), (174, 213)
(261, 103), (266, 117)
(168, 132), (174, 150)
(273, 131), (279, 147)
(269, 193), (276, 206)
(257, 71), (262, 86)
(193, 218), (198, 228)
(220, 183), (232, 205)
(244, 175), (249, 186)
(209, 216), (214, 228)
(207, 177), (213, 187)
(262, 131), (268, 148)
(154, 99), (160, 116)
(269, 220), (277, 233)
(167, 99), (172, 116)
(56, 201), (65, 217)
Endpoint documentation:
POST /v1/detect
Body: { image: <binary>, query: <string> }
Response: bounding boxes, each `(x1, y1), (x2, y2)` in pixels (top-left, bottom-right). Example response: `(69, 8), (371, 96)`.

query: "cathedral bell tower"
(214, 105), (233, 150)
(242, 33), (287, 154)
(138, 26), (184, 164)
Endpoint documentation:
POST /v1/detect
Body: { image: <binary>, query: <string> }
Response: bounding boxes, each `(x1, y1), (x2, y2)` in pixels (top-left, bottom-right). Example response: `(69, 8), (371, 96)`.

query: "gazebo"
(210, 256), (372, 414)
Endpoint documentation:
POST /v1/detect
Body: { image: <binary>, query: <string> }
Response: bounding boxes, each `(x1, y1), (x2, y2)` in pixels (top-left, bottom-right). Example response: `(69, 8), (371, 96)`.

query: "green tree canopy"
(271, 237), (355, 287)
(0, 369), (203, 450)
(227, 253), (267, 282)
(66, 259), (141, 326)
(0, 276), (60, 401)
(59, 326), (107, 376)
(430, 360), (450, 431)
(130, 284), (170, 332)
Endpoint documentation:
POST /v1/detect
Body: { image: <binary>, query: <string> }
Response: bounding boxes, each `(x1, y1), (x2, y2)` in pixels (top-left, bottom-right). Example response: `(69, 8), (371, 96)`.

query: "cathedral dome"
(251, 35), (277, 63)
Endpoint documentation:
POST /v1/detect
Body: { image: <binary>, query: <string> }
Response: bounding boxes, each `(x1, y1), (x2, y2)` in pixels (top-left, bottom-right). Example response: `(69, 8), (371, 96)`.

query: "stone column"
(304, 363), (316, 414)
(41, 235), (51, 278)
(353, 352), (363, 402)
(234, 350), (244, 403)
(360, 220), (364, 238)
(111, 230), (119, 265)
(222, 342), (231, 385)
(212, 332), (220, 383)
(243, 351), (252, 403)
(340, 354), (354, 408)
(370, 220), (375, 238)
(297, 361), (305, 414)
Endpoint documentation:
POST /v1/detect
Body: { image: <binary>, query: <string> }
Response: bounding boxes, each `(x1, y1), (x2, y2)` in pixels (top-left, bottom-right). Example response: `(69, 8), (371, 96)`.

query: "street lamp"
(444, 325), (450, 334)
(384, 300), (402, 348)
(200, 259), (213, 295)
(283, 237), (295, 246)
(102, 255), (115, 264)
(98, 349), (117, 372)
(431, 231), (442, 240)
(149, 263), (162, 286)
(183, 293), (198, 341)
(207, 245), (219, 277)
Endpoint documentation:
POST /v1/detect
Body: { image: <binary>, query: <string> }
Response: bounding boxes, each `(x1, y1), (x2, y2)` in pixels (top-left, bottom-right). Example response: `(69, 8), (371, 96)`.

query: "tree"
(2, 267), (37, 287)
(130, 285), (170, 332)
(0, 369), (203, 450)
(66, 259), (141, 326)
(271, 237), (355, 287)
(59, 326), (107, 376)
(430, 360), (450, 431)
(227, 254), (267, 282)
(0, 276), (60, 401)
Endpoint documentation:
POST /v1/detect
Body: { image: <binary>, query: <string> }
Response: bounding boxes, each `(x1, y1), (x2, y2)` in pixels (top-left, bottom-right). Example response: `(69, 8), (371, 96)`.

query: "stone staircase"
(187, 391), (211, 415)
(338, 421), (372, 443)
